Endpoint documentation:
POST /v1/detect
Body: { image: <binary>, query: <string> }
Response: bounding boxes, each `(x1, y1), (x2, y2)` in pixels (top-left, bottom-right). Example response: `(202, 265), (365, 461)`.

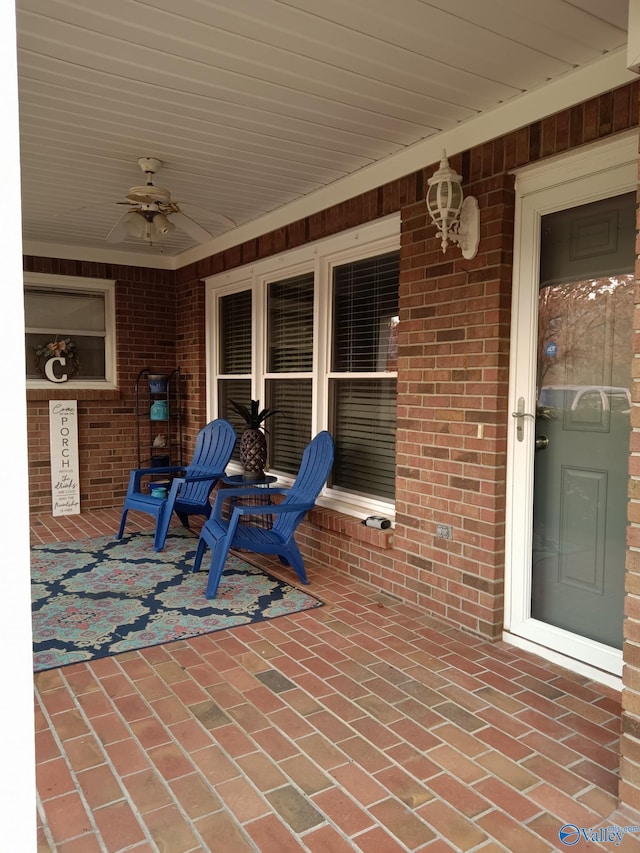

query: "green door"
(531, 192), (634, 650)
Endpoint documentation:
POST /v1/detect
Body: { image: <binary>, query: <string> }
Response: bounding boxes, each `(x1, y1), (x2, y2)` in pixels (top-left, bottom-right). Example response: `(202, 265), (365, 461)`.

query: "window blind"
(25, 288), (106, 331)
(266, 379), (312, 474)
(268, 274), (314, 373)
(330, 378), (396, 500)
(219, 290), (251, 374)
(332, 252), (400, 373)
(217, 378), (251, 463)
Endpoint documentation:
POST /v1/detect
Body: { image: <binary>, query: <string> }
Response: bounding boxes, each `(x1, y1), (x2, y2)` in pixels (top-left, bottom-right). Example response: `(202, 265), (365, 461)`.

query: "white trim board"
(503, 631), (622, 691)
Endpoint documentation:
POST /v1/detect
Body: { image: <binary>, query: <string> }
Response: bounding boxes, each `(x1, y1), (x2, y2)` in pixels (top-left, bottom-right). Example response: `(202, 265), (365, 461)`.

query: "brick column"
(393, 168), (515, 638)
(176, 278), (207, 454)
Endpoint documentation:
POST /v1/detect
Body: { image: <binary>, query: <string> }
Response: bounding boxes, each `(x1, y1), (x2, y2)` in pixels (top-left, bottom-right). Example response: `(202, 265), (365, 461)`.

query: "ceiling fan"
(107, 157), (235, 245)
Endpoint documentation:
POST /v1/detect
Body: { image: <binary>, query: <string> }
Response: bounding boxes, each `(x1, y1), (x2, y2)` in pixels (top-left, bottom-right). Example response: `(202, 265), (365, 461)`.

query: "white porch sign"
(49, 400), (80, 516)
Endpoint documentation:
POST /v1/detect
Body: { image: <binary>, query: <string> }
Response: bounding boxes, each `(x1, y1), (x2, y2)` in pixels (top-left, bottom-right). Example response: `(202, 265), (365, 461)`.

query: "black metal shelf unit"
(134, 367), (183, 469)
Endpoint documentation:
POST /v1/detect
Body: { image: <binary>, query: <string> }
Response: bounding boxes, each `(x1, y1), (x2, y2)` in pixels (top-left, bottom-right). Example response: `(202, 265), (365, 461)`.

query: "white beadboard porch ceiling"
(17, 0), (635, 270)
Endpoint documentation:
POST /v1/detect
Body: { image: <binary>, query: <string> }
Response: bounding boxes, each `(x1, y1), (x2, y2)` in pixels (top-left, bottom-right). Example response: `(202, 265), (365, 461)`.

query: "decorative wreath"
(34, 336), (80, 380)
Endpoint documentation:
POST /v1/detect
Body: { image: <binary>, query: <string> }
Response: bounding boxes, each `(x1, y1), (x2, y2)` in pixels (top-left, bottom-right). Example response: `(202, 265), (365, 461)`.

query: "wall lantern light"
(426, 150), (480, 259)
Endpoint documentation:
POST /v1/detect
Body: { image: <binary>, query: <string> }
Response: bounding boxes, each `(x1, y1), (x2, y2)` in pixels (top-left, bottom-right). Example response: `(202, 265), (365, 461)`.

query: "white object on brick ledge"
(363, 516), (391, 529)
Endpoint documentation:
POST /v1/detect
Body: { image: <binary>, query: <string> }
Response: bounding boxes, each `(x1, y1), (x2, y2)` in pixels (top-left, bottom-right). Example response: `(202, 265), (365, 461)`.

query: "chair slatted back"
(179, 419), (236, 505)
(274, 431), (334, 539)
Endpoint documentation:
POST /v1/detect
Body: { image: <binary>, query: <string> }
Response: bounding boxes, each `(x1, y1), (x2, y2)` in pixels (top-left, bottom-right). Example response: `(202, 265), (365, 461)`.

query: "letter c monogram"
(43, 356), (69, 383)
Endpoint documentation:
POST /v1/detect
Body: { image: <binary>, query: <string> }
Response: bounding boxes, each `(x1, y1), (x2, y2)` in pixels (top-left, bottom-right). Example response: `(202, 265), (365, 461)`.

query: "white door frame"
(504, 131), (638, 682)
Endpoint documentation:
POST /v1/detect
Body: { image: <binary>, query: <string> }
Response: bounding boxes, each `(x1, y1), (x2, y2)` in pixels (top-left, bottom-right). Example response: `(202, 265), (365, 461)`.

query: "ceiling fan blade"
(53, 202), (116, 219)
(204, 210), (237, 227)
(176, 204), (237, 228)
(106, 212), (131, 243)
(171, 211), (214, 243)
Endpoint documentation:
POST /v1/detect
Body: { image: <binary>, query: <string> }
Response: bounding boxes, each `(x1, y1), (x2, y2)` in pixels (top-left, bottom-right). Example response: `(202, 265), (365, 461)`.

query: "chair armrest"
(231, 500), (314, 518)
(127, 465), (186, 494)
(132, 465), (185, 476)
(164, 471), (228, 506)
(183, 471), (227, 484)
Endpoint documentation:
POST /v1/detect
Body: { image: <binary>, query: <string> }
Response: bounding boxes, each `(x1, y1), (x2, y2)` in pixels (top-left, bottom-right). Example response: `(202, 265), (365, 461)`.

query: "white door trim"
(504, 131), (638, 678)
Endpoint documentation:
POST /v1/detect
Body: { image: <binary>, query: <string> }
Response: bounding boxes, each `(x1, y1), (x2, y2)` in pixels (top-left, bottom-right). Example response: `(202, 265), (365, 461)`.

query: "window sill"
(231, 468), (395, 549)
(307, 505), (394, 550)
(27, 386), (121, 401)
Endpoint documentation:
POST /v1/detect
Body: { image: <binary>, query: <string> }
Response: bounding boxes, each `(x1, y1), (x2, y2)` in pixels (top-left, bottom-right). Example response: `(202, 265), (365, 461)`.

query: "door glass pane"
(532, 192), (634, 649)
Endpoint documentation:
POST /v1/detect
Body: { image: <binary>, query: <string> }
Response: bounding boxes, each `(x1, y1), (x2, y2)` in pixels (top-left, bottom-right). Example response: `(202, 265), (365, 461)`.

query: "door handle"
(511, 397), (536, 442)
(535, 435), (549, 450)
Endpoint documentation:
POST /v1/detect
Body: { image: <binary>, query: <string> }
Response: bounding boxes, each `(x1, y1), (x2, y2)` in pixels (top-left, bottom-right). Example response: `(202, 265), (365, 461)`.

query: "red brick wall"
(173, 87), (640, 648)
(390, 169), (514, 638)
(176, 279), (207, 447)
(25, 257), (176, 513)
(176, 83), (638, 641)
(285, 175), (513, 637)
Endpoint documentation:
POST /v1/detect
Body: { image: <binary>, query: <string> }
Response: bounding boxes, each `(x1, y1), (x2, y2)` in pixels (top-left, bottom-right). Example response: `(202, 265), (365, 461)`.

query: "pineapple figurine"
(229, 399), (280, 480)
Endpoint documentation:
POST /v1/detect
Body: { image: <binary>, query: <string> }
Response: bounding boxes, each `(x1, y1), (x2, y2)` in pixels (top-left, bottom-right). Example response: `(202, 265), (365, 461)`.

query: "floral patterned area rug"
(31, 530), (323, 672)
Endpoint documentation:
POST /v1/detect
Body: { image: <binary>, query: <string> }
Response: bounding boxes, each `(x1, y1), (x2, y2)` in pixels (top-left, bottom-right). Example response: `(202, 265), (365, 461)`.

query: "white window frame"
(205, 214), (400, 519)
(25, 273), (117, 390)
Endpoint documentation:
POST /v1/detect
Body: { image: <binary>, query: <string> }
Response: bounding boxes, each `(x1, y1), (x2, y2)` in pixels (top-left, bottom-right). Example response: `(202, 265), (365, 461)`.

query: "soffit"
(17, 0), (633, 269)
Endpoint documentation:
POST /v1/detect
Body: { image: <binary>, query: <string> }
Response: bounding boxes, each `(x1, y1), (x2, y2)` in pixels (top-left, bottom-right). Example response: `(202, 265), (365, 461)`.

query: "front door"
(506, 140), (637, 675)
(531, 193), (634, 649)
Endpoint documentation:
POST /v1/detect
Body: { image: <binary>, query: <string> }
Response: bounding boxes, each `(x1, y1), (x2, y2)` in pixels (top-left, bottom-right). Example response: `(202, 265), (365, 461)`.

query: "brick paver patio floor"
(31, 509), (640, 851)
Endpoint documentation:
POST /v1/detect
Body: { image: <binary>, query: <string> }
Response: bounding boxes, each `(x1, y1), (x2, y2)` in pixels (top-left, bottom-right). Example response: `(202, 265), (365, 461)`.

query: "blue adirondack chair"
(193, 430), (334, 599)
(117, 419), (236, 551)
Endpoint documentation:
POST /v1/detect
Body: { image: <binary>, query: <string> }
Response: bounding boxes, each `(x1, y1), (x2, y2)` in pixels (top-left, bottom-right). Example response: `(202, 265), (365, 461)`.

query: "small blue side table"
(221, 474), (277, 528)
(222, 474), (277, 488)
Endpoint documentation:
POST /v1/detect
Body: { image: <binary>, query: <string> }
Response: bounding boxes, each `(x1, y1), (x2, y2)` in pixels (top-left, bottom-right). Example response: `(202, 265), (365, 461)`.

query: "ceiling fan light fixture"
(123, 210), (148, 239)
(107, 155), (231, 247)
(153, 213), (174, 236)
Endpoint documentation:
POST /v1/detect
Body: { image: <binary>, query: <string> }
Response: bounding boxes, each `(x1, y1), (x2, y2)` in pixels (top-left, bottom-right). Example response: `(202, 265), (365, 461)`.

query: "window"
(217, 289), (252, 463)
(266, 273), (314, 475)
(208, 217), (400, 514)
(24, 274), (116, 388)
(330, 252), (399, 500)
